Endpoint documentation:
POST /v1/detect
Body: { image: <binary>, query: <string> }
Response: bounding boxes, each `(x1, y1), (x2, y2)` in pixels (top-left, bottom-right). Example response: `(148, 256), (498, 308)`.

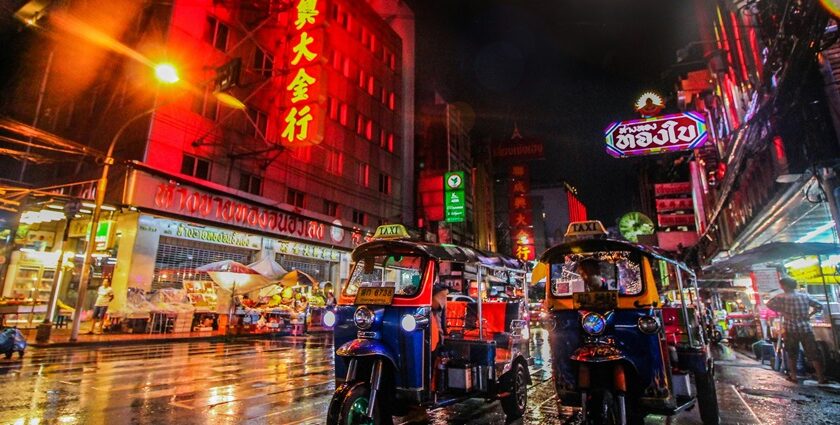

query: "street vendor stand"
(703, 242), (840, 365)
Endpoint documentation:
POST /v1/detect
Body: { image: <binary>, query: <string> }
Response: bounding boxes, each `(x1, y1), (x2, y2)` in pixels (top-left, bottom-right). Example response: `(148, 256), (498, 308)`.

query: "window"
(367, 77), (375, 96)
(332, 50), (341, 70)
(357, 163), (369, 187)
(328, 97), (339, 120)
(389, 52), (397, 71)
(286, 188), (305, 208)
(549, 251), (643, 297)
(387, 133), (395, 153)
(343, 58), (351, 78)
(352, 209), (367, 225)
(361, 27), (370, 48)
(378, 173), (391, 194)
(388, 92), (396, 110)
(323, 200), (339, 217)
(344, 255), (425, 297)
(247, 107), (268, 139)
(239, 172), (262, 195)
(289, 147), (312, 162)
(358, 69), (366, 89)
(193, 89), (219, 120)
(339, 103), (349, 126)
(181, 155), (211, 180)
(205, 16), (229, 51)
(369, 35), (377, 55)
(253, 48), (274, 78)
(356, 114), (365, 135)
(326, 151), (344, 175)
(365, 120), (374, 141)
(379, 129), (386, 148)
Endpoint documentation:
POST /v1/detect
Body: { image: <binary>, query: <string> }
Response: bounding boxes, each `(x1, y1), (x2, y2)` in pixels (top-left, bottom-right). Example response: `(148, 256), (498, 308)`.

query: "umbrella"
(278, 269), (319, 287)
(196, 260), (270, 294)
(248, 256), (288, 281)
(703, 242), (840, 275)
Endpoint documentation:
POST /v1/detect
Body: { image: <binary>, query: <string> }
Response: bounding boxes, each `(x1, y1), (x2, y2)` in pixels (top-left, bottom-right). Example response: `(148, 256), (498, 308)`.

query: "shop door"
(153, 236), (255, 290)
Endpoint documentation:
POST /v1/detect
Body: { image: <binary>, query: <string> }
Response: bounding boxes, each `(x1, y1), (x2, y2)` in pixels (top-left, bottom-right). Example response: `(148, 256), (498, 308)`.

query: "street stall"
(703, 242), (840, 366)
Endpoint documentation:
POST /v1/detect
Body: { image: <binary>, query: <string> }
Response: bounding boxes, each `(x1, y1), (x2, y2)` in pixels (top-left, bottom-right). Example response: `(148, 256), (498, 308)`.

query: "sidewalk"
(18, 326), (295, 348)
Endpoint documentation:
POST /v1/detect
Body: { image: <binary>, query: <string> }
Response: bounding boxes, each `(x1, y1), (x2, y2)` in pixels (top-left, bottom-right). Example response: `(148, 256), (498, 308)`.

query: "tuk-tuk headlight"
(581, 312), (606, 335)
(323, 310), (336, 327)
(638, 315), (661, 334)
(400, 313), (429, 332)
(354, 306), (375, 330)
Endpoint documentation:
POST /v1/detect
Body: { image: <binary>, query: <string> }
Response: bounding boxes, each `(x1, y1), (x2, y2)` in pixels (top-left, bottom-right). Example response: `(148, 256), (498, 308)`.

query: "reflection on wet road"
(1, 330), (840, 424)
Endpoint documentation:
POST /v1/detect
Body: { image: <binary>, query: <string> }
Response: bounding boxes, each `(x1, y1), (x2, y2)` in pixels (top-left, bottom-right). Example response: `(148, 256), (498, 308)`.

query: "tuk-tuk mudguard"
(333, 305), (426, 389)
(677, 346), (712, 374)
(548, 310), (670, 399)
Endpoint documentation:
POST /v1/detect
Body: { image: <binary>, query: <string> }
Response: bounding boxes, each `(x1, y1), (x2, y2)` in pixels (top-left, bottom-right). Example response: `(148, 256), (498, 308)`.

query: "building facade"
(0, 0), (414, 317)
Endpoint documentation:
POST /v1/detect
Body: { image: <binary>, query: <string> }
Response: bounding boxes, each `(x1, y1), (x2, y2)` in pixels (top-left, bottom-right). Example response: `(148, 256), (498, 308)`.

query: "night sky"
(410, 0), (700, 224)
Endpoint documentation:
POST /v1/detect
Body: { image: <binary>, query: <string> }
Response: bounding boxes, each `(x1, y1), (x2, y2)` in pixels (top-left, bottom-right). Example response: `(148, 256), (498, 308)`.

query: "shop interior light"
(79, 209), (92, 214)
(785, 256), (819, 270)
(81, 202), (116, 211)
(20, 209), (66, 224)
(796, 221), (836, 243)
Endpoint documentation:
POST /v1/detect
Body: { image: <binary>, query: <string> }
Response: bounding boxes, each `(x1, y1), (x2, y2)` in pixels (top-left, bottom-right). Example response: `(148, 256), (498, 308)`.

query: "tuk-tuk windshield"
(549, 251), (642, 296)
(344, 255), (426, 297)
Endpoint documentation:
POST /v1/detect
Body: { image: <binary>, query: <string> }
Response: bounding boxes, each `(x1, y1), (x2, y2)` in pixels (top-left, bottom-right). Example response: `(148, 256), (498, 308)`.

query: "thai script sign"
(604, 112), (708, 158)
(275, 239), (342, 261)
(654, 182), (692, 197)
(492, 139), (545, 161)
(127, 170), (366, 249)
(174, 223), (260, 249)
(280, 0), (327, 147)
(444, 171), (466, 223)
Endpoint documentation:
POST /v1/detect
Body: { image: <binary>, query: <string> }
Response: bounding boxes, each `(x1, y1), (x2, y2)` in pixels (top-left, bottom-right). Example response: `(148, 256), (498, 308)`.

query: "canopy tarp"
(248, 256), (288, 281)
(196, 260), (270, 294)
(278, 269), (318, 287)
(702, 242), (840, 275)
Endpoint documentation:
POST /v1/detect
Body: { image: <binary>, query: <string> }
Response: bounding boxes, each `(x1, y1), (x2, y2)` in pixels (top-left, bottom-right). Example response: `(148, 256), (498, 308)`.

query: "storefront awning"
(703, 242), (840, 275)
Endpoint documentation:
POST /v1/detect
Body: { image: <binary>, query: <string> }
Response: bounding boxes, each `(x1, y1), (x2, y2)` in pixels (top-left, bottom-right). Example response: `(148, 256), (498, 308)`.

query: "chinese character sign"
(508, 164), (535, 261)
(281, 0), (326, 148)
(604, 112), (708, 158)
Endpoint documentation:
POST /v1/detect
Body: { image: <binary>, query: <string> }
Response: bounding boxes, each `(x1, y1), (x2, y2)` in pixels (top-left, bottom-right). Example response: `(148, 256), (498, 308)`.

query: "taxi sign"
(565, 220), (608, 237)
(372, 224), (410, 240)
(355, 287), (395, 305)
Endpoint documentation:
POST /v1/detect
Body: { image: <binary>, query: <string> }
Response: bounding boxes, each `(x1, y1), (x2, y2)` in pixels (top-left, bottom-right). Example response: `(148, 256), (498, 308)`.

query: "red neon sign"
(281, 0), (326, 147)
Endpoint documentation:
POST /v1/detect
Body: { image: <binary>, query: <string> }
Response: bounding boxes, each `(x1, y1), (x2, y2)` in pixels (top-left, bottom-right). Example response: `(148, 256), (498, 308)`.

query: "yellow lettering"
(291, 32), (316, 65)
(286, 68), (316, 103)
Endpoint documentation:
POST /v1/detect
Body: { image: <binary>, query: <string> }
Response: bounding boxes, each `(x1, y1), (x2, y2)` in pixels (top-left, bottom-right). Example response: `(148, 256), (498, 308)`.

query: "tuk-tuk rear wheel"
(500, 362), (529, 418)
(695, 372), (719, 425)
(585, 390), (620, 425)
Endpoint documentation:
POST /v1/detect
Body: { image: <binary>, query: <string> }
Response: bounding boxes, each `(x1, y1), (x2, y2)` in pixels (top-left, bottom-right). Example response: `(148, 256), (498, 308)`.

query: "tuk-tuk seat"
(446, 301), (469, 335)
(662, 307), (685, 345)
(463, 302), (507, 339)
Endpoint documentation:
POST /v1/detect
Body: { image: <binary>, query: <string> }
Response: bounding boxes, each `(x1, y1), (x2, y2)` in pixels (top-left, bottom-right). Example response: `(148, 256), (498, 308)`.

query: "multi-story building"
(415, 93), (477, 247)
(679, 0), (840, 267)
(0, 0), (414, 317)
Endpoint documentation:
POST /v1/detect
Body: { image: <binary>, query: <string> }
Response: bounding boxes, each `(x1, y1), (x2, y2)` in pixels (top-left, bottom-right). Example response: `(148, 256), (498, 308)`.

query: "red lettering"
(235, 204), (247, 222)
(277, 214), (287, 232)
(247, 207), (259, 226)
(199, 195), (213, 216)
(154, 184), (167, 208)
(214, 197), (225, 219)
(186, 192), (200, 213)
(258, 211), (269, 229)
(268, 212), (278, 229)
(176, 188), (188, 211)
(222, 200), (234, 220)
(287, 218), (296, 234)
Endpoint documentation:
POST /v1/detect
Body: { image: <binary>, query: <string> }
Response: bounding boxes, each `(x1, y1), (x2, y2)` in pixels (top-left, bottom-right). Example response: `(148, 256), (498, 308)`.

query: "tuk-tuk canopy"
(539, 238), (691, 274)
(352, 239), (525, 271)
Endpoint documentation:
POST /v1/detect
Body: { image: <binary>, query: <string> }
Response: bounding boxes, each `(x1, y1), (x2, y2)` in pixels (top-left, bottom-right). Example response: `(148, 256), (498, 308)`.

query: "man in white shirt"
(89, 278), (114, 334)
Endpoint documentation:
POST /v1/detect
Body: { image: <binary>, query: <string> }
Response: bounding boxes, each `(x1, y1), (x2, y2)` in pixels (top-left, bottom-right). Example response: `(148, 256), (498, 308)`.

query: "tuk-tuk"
(540, 221), (719, 425)
(325, 224), (532, 424)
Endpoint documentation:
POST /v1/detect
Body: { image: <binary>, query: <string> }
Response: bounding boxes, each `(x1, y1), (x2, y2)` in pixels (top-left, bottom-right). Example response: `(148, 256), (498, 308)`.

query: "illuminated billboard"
(604, 111), (708, 158)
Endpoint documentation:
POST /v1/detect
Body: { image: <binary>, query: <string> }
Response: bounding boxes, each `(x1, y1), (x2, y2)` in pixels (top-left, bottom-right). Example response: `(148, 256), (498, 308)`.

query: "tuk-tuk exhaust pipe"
(367, 359), (384, 418)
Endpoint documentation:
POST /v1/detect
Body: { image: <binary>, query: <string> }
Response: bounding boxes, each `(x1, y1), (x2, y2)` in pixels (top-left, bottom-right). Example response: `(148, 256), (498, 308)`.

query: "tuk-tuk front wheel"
(327, 381), (393, 425)
(500, 362), (529, 418)
(695, 371), (720, 425)
(585, 390), (621, 425)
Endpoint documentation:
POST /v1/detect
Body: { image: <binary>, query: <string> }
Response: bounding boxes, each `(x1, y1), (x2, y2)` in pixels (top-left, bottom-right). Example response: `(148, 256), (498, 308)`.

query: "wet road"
(1, 330), (840, 424)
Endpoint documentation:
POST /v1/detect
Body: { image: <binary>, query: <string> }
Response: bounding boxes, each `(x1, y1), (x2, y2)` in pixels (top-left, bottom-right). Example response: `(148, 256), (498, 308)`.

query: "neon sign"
(281, 0), (325, 147)
(604, 111), (708, 158)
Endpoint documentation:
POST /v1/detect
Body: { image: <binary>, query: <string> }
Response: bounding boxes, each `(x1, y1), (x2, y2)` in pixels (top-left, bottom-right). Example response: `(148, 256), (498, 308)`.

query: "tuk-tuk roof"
(352, 239), (526, 270)
(539, 238), (692, 274)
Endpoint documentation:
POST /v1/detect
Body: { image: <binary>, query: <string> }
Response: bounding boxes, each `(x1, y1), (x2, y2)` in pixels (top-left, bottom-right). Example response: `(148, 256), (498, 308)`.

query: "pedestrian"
(325, 291), (336, 308)
(578, 258), (607, 292)
(89, 278), (114, 334)
(766, 276), (827, 384)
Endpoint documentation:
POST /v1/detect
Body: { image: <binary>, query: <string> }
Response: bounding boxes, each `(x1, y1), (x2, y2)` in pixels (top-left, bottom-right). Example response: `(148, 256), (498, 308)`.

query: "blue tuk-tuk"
(325, 224), (532, 424)
(540, 221), (719, 425)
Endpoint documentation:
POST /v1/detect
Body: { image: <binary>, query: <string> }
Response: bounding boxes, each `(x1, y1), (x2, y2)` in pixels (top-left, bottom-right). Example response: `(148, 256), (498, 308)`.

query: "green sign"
(444, 171), (466, 223)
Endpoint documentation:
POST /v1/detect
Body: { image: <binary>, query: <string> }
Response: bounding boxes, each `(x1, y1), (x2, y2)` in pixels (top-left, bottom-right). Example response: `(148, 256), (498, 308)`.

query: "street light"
(68, 64), (181, 341)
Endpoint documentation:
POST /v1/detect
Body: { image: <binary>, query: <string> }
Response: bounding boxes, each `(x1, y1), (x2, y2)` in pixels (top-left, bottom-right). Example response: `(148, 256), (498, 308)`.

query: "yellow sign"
(565, 220), (608, 237)
(372, 224), (410, 240)
(355, 287), (395, 305)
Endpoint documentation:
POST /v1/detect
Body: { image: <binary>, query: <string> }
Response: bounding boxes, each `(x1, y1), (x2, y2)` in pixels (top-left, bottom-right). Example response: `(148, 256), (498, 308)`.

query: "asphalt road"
(1, 330), (839, 424)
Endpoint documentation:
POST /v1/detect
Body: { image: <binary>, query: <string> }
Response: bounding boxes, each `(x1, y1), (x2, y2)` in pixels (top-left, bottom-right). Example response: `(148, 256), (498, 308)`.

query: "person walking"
(88, 278), (114, 334)
(766, 276), (827, 384)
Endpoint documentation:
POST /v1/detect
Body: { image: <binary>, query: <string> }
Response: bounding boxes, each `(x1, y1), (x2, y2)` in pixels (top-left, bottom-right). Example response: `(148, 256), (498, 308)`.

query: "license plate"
(355, 287), (395, 305)
(573, 291), (618, 310)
